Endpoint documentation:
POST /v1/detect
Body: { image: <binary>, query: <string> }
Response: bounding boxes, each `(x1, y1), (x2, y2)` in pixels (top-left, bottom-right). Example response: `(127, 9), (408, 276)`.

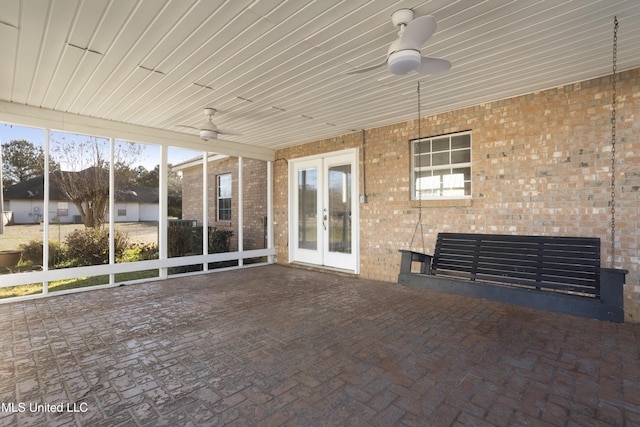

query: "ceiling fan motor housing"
(391, 9), (414, 27)
(388, 50), (421, 74)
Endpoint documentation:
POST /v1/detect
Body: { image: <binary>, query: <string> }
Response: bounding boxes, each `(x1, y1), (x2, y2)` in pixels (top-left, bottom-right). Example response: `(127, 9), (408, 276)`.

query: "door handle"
(323, 209), (327, 231)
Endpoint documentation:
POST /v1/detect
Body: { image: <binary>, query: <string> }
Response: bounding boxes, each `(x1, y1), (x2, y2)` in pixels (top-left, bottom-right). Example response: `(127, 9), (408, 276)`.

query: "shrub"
(19, 240), (45, 265)
(167, 225), (233, 258)
(48, 240), (67, 267)
(209, 229), (233, 253)
(65, 228), (129, 266)
(18, 239), (67, 268)
(132, 242), (158, 260)
(167, 226), (194, 257)
(118, 242), (158, 263)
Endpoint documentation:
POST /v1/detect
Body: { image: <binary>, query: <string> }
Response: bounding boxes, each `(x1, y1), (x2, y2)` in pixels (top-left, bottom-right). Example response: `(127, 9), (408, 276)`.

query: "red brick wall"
(274, 69), (640, 322)
(241, 159), (268, 250)
(181, 157), (267, 251)
(180, 165), (202, 223)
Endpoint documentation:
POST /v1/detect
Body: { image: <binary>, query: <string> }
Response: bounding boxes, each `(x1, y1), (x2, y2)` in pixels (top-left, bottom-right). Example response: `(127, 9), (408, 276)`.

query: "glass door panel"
(327, 164), (351, 254)
(298, 168), (318, 251)
(292, 159), (322, 265)
(322, 153), (356, 271)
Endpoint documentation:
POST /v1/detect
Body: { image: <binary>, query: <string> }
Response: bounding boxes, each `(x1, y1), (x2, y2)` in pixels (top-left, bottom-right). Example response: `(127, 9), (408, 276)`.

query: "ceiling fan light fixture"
(388, 50), (421, 74)
(200, 129), (218, 141)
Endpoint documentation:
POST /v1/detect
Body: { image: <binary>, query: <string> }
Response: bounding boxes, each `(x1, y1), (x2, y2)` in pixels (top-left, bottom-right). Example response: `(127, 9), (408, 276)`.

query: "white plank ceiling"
(2, 0), (640, 152)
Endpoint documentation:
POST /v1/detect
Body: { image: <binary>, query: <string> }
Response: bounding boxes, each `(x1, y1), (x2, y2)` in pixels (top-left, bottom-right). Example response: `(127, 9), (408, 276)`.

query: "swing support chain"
(610, 16), (618, 268)
(410, 81), (426, 253)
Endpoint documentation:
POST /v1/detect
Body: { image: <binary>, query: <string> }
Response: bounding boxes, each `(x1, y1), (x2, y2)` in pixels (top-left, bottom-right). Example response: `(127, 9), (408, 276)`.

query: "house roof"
(3, 172), (159, 204)
(171, 154), (230, 172)
(2, 1), (640, 154)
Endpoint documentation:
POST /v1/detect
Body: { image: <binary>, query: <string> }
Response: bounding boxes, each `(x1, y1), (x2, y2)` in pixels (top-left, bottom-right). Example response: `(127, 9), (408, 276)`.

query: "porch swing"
(398, 18), (628, 322)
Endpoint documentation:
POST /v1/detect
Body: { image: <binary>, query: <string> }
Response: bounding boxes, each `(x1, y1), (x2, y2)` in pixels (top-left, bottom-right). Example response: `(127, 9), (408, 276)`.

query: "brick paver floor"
(1, 265), (639, 426)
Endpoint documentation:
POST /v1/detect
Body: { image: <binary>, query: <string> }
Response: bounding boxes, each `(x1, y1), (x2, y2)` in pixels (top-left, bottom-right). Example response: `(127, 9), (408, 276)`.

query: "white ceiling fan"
(177, 108), (241, 141)
(347, 9), (451, 76)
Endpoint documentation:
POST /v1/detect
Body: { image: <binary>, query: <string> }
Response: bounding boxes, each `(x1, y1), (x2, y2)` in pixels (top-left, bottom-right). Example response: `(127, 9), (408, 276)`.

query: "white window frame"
(217, 173), (232, 222)
(411, 131), (472, 200)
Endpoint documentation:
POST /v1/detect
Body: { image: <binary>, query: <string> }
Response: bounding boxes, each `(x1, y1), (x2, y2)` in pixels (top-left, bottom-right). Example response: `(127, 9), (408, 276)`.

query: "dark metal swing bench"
(398, 233), (627, 322)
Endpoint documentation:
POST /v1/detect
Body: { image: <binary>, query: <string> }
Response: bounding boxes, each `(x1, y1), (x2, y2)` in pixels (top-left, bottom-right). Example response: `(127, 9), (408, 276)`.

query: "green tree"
(133, 164), (159, 187)
(1, 140), (59, 186)
(167, 165), (182, 218)
(130, 164), (181, 218)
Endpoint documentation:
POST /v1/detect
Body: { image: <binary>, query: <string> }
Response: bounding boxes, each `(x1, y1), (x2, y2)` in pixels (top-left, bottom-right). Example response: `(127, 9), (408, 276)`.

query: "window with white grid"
(411, 131), (471, 200)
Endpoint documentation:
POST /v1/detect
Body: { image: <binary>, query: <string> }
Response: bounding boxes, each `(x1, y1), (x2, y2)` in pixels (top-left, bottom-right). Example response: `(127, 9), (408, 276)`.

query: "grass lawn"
(0, 222), (159, 251)
(0, 269), (159, 299)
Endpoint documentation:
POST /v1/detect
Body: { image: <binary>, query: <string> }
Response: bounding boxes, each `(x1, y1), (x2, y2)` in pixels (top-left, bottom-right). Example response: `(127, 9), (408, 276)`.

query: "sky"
(1, 122), (201, 171)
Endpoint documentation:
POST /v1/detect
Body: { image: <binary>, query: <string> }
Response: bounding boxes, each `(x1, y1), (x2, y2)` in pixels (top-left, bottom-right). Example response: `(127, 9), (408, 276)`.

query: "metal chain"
(410, 81), (425, 253)
(610, 16), (618, 268)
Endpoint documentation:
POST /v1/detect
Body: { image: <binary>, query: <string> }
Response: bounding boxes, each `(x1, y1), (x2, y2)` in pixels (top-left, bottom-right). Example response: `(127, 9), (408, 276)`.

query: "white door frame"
(288, 148), (359, 273)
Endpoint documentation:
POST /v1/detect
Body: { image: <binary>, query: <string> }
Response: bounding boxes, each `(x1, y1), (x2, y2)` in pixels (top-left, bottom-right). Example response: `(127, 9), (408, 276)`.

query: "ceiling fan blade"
(397, 15), (437, 50)
(418, 56), (451, 74)
(217, 128), (242, 136)
(345, 57), (388, 74)
(176, 125), (199, 131)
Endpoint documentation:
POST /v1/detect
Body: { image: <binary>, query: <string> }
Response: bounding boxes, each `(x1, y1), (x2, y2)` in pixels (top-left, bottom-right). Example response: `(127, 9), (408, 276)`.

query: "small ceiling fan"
(347, 9), (451, 76)
(177, 108), (241, 141)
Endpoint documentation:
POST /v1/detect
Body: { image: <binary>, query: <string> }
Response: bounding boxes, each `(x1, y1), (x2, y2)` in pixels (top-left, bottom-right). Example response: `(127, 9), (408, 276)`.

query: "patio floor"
(1, 265), (639, 426)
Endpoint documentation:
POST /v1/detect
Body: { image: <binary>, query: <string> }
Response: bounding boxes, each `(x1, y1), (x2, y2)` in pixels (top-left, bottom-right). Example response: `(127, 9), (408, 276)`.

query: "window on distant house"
(117, 205), (127, 216)
(411, 131), (471, 200)
(217, 173), (232, 221)
(57, 202), (69, 217)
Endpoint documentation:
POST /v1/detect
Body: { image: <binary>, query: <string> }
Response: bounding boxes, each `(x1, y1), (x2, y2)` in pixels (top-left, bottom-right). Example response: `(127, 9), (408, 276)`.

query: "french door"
(290, 149), (359, 273)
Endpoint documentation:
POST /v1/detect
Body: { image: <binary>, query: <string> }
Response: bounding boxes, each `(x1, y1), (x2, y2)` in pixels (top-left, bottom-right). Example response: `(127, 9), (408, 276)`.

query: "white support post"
(267, 160), (274, 263)
(238, 156), (244, 266)
(159, 145), (168, 279)
(202, 152), (209, 271)
(42, 131), (50, 294)
(109, 138), (115, 285)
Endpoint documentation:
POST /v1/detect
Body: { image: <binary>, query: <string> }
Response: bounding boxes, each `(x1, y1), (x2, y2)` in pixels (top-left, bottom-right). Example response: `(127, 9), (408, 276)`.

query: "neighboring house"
(2, 171), (159, 224)
(173, 155), (268, 252)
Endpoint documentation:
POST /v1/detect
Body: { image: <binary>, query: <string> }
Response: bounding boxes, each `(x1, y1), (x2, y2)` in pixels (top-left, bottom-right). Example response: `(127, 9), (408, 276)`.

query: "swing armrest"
(399, 250), (433, 275)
